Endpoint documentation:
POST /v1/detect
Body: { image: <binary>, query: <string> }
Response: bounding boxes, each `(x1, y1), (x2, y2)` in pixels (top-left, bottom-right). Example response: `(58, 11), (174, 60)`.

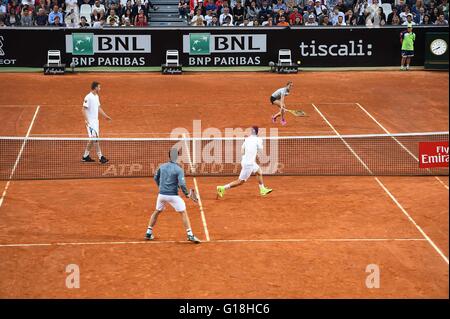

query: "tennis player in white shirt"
(81, 81), (112, 164)
(216, 126), (272, 198)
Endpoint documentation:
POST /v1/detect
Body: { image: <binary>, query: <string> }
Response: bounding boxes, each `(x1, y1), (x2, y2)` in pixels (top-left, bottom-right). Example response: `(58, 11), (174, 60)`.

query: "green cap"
(407, 23), (413, 28)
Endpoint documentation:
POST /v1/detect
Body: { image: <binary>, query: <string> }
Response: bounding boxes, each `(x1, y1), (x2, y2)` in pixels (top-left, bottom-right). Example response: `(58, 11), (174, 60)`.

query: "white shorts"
(86, 120), (99, 138)
(239, 163), (260, 181)
(156, 194), (186, 212)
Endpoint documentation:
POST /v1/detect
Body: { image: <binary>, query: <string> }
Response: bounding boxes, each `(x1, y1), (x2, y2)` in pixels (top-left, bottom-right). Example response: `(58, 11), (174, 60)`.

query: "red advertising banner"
(419, 142), (449, 168)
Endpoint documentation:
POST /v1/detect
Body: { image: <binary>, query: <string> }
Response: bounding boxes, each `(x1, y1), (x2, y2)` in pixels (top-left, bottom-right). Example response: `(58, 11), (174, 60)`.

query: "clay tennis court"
(0, 71), (448, 298)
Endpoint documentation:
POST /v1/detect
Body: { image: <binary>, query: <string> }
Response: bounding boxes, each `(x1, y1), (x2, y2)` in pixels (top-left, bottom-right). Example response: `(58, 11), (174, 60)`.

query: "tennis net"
(0, 132), (448, 180)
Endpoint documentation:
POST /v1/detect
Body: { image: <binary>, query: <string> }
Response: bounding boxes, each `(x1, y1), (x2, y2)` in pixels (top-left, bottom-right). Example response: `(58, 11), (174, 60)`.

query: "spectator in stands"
(222, 14), (233, 25)
(411, 0), (424, 16)
(313, 0), (327, 20)
(321, 14), (332, 25)
(134, 8), (148, 26)
(303, 6), (314, 22)
(258, 0), (273, 23)
(48, 5), (64, 24)
(273, 0), (287, 13)
(65, 7), (79, 27)
(331, 6), (345, 24)
(120, 16), (131, 26)
(179, 0), (189, 19)
(204, 8), (214, 23)
(402, 12), (416, 24)
(20, 7), (34, 26)
(239, 16), (253, 25)
(372, 6), (386, 26)
(207, 14), (219, 25)
(387, 5), (398, 24)
(439, 0), (449, 19)
(345, 8), (357, 25)
(0, 17), (5, 27)
(233, 0), (245, 24)
(399, 5), (413, 23)
(190, 8), (204, 24)
(194, 0), (207, 16)
(277, 14), (289, 25)
(289, 6), (302, 24)
(364, 0), (380, 23)
(7, 6), (21, 26)
(205, 0), (218, 14)
(391, 14), (401, 24)
(354, 0), (367, 25)
(414, 6), (426, 23)
(79, 15), (90, 27)
(106, 8), (120, 25)
(35, 7), (48, 25)
(335, 14), (346, 25)
(0, 1), (6, 16)
(122, 8), (134, 24)
(50, 14), (65, 25)
(430, 7), (440, 22)
(219, 6), (233, 24)
(435, 12), (448, 23)
(262, 13), (273, 25)
(421, 13), (431, 24)
(305, 13), (318, 24)
(92, 0), (106, 21)
(194, 16), (205, 25)
(246, 1), (260, 20)
(92, 15), (106, 27)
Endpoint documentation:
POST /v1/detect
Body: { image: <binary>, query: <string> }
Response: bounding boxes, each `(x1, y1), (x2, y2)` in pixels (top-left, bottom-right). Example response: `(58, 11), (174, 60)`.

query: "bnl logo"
(0, 36), (4, 56)
(188, 33), (266, 55)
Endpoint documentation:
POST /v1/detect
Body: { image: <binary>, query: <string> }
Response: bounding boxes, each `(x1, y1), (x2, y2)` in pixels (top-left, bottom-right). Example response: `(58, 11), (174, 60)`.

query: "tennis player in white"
(270, 81), (293, 126)
(81, 81), (112, 164)
(216, 126), (272, 198)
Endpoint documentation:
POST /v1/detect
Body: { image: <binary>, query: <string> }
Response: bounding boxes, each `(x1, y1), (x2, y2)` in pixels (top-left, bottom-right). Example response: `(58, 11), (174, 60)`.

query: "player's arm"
(280, 94), (286, 109)
(99, 106), (112, 121)
(82, 99), (89, 124)
(177, 168), (190, 197)
(154, 167), (161, 186)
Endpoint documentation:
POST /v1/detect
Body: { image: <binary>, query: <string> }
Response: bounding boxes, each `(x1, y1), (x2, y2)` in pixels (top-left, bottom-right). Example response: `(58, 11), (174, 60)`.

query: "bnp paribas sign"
(65, 33), (151, 66)
(183, 33), (266, 66)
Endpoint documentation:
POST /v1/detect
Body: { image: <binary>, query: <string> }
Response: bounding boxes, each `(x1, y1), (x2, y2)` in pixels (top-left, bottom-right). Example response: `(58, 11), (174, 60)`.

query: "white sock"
(97, 152), (103, 159)
(146, 227), (153, 234)
(224, 184), (231, 190)
(83, 150), (90, 158)
(259, 184), (265, 190)
(187, 229), (193, 236)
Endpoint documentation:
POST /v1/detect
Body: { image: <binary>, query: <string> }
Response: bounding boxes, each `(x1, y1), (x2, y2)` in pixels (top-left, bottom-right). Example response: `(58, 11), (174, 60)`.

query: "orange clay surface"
(0, 71), (448, 298)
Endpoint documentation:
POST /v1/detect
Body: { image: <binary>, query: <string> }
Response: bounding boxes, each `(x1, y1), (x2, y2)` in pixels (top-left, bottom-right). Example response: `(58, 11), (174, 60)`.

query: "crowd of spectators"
(0, 0), (159, 27)
(185, 0), (449, 26)
(0, 0), (448, 27)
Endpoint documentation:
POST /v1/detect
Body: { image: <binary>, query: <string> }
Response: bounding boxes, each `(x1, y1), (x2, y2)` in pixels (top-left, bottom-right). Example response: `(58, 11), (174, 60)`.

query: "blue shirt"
(154, 161), (188, 196)
(48, 11), (63, 24)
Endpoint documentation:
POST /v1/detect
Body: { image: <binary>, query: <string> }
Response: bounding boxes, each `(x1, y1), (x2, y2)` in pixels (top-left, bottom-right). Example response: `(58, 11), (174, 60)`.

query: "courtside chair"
(166, 50), (180, 66)
(278, 49), (293, 66)
(47, 50), (61, 66)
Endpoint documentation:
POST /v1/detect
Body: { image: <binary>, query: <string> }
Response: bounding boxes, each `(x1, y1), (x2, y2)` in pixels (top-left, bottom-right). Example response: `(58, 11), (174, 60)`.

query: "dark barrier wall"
(0, 26), (447, 68)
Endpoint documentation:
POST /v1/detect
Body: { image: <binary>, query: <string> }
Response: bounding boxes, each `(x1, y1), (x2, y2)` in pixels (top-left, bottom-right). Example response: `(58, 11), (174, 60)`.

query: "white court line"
(355, 102), (449, 190)
(183, 133), (211, 242)
(0, 106), (40, 209)
(311, 103), (449, 265)
(0, 238), (427, 248)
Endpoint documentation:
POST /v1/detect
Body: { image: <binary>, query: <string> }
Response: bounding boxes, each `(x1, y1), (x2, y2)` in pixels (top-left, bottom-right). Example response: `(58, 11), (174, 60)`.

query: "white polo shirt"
(271, 87), (289, 99)
(83, 92), (100, 124)
(241, 135), (263, 166)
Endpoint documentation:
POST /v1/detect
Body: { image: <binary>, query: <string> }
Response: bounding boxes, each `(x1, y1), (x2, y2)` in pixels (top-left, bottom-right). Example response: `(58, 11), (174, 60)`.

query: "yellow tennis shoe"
(216, 186), (225, 198)
(260, 187), (273, 196)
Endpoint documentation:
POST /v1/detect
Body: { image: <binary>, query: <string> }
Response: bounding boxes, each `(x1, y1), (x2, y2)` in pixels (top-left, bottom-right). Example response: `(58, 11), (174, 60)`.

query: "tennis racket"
(188, 189), (199, 203)
(285, 109), (307, 117)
